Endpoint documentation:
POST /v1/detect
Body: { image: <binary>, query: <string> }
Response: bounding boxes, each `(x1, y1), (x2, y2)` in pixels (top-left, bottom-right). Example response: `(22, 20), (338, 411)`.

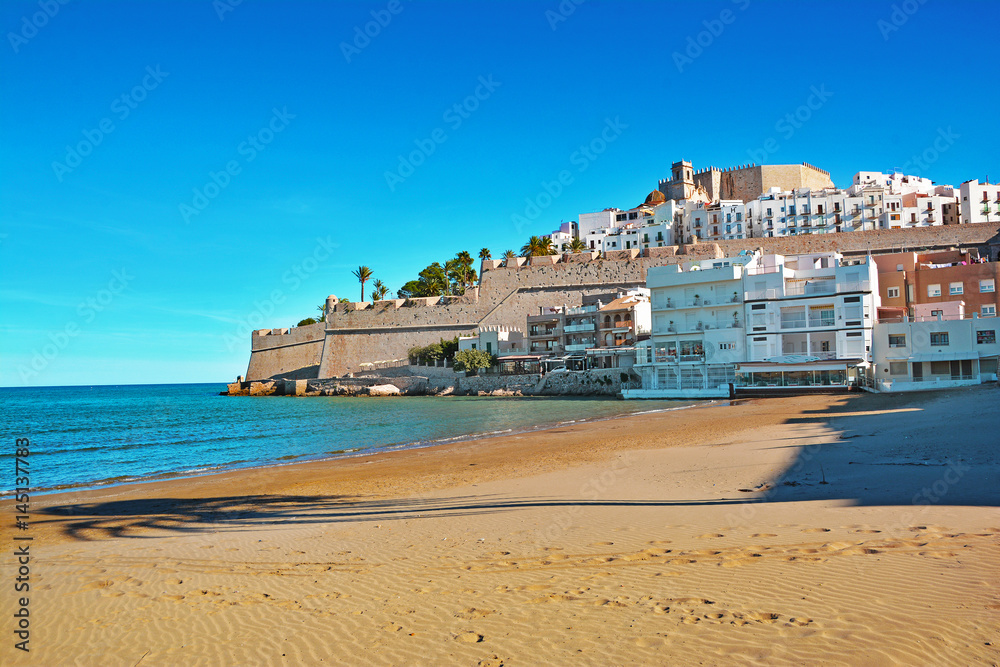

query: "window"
(930, 332), (949, 346)
(889, 361), (908, 376)
(983, 305), (997, 317)
(846, 331), (863, 337)
(896, 264), (904, 271)
(887, 287), (900, 298)
(977, 330), (996, 344)
(930, 361), (950, 375)
(766, 208), (772, 216)
(719, 342), (736, 350)
(928, 284), (941, 297)
(949, 282), (964, 295)
(888, 334), (906, 348)
(981, 279), (995, 293)
(736, 212), (742, 221)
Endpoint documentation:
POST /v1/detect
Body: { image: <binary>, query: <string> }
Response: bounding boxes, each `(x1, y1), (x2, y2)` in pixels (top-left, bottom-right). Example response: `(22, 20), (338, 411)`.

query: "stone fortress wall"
(244, 222), (1000, 381)
(659, 161), (835, 204)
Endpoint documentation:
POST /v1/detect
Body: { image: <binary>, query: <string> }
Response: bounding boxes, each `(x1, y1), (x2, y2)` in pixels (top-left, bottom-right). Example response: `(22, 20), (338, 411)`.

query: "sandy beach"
(4, 387), (999, 666)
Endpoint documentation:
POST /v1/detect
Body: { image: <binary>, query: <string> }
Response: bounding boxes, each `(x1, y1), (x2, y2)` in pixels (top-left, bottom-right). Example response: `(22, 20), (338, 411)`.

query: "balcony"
(780, 316), (807, 329)
(528, 328), (560, 338)
(565, 343), (592, 352)
(564, 323), (595, 333)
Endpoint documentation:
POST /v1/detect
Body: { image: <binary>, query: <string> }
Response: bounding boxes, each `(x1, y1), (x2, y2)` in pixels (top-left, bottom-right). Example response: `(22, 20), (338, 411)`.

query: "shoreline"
(14, 395), (711, 498)
(13, 386), (1000, 666)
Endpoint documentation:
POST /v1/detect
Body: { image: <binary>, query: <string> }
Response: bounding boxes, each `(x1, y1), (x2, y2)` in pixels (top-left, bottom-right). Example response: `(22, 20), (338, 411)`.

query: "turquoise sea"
(0, 384), (696, 494)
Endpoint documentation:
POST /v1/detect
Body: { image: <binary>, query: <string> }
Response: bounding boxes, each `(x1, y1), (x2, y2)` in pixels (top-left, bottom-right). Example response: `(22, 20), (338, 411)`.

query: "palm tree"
(567, 237), (588, 253)
(317, 302), (327, 320)
(521, 236), (558, 257)
(352, 265), (373, 302)
(371, 279), (388, 301)
(502, 250), (516, 266)
(520, 236), (544, 257)
(538, 237), (556, 255)
(479, 248), (491, 261)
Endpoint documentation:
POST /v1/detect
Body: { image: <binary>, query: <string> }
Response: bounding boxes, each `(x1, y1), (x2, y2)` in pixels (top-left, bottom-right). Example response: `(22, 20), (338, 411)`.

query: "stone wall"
(246, 321), (326, 380)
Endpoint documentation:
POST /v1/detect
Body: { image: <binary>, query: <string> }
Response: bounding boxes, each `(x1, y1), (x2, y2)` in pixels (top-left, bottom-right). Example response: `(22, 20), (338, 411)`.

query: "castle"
(658, 160), (834, 203)
(245, 223), (1000, 381)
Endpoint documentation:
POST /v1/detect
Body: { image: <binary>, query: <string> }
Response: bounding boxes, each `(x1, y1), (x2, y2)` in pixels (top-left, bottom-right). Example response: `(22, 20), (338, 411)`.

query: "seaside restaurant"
(734, 355), (864, 394)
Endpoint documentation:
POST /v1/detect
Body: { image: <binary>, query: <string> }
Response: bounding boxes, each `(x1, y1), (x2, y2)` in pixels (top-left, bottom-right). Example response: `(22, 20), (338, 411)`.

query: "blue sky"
(2, 0), (998, 386)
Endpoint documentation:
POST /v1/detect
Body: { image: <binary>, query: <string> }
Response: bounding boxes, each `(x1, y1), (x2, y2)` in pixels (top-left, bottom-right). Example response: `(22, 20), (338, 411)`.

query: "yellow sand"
(3, 387), (999, 666)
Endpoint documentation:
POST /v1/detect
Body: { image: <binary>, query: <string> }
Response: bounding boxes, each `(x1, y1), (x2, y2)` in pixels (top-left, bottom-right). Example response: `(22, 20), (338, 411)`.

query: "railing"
(565, 343), (593, 352)
(808, 315), (836, 327)
(606, 320), (634, 330)
(780, 317), (807, 329)
(564, 323), (595, 333)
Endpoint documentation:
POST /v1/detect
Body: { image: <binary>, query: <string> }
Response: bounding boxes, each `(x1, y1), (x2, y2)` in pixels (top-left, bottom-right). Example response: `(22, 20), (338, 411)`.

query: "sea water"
(0, 383), (697, 493)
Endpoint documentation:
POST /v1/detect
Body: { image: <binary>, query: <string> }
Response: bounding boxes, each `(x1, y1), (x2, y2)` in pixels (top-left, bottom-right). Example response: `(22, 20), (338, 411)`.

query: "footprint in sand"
(455, 632), (484, 643)
(697, 533), (725, 539)
(751, 533), (778, 538)
(456, 608), (494, 619)
(802, 528), (832, 533)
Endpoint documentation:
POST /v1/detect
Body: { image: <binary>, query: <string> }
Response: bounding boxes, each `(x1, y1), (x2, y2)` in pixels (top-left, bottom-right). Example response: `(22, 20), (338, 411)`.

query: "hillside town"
(237, 160), (1000, 399)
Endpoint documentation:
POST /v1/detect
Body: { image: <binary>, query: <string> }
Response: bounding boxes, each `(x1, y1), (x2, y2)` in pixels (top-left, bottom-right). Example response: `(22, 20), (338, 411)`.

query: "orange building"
(874, 251), (999, 320)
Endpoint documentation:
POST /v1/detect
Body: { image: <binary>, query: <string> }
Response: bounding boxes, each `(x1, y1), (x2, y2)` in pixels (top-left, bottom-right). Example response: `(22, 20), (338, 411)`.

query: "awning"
(736, 358), (863, 372)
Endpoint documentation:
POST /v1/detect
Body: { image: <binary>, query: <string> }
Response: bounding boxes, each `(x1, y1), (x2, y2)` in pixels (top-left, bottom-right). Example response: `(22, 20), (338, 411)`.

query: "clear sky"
(2, 0), (998, 387)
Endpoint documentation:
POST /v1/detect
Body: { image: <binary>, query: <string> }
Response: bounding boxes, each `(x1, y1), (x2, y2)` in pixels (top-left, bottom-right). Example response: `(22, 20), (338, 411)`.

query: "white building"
(628, 254), (757, 398)
(578, 208), (620, 237)
(869, 314), (999, 392)
(959, 179), (1000, 225)
(458, 326), (526, 357)
(625, 251), (881, 398)
(740, 252), (879, 363)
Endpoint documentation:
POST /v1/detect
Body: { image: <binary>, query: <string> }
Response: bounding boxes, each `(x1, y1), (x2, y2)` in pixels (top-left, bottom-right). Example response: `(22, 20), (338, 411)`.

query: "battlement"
(801, 161), (831, 177)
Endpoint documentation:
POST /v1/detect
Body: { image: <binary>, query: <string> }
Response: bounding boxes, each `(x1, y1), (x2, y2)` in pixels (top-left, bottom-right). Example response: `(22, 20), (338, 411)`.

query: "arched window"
(614, 314), (622, 325)
(604, 315), (611, 327)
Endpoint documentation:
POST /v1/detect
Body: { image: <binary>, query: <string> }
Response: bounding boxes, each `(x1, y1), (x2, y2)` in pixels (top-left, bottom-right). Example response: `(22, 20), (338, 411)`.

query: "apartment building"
(630, 254), (755, 397)
(525, 291), (650, 367)
(734, 253), (879, 391)
(874, 251), (1000, 320)
(959, 179), (1000, 225)
(871, 315), (999, 391)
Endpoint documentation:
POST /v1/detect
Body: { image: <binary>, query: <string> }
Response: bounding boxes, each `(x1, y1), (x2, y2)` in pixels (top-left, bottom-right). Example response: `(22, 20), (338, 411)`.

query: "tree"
(297, 317), (317, 326)
(317, 303), (327, 320)
(567, 237), (588, 253)
(352, 266), (373, 302)
(520, 236), (558, 257)
(397, 263), (448, 299)
(502, 249), (516, 266)
(479, 248), (491, 261)
(453, 349), (495, 374)
(371, 279), (388, 301)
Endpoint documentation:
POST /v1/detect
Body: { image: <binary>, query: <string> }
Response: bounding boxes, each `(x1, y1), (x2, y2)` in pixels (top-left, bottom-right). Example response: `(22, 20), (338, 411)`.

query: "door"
(912, 362), (923, 381)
